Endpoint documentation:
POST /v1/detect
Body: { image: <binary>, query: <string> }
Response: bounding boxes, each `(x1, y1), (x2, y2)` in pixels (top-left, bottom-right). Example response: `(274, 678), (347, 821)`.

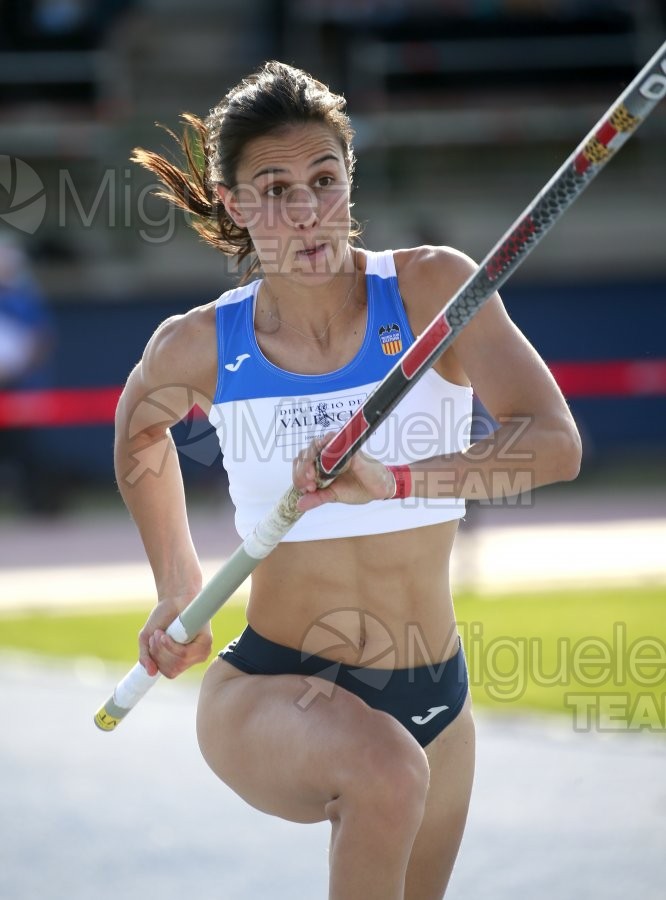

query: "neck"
(260, 248), (360, 342)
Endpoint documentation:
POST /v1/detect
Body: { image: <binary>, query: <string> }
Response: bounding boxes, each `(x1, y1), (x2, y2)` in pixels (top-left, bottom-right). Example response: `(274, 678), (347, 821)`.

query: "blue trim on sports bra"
(213, 253), (421, 403)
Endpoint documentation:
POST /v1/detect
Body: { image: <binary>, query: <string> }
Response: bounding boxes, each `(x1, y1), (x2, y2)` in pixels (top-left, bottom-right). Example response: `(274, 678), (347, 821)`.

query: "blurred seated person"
(0, 233), (60, 513)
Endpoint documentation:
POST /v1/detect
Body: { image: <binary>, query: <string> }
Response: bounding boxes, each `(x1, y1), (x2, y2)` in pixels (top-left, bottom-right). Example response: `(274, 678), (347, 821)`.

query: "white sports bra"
(208, 249), (473, 541)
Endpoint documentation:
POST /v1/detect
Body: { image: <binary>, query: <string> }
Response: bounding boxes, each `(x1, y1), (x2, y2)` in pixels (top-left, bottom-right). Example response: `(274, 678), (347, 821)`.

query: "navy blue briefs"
(219, 625), (469, 748)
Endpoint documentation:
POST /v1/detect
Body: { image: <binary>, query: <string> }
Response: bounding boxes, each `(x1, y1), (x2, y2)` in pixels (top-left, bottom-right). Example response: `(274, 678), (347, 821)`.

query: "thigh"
(405, 693), (476, 900)
(196, 657), (424, 825)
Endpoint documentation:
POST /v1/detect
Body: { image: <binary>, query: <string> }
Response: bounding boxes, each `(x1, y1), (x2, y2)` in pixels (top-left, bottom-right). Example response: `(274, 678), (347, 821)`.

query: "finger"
(313, 431), (337, 460)
(293, 452), (318, 492)
(316, 431), (351, 478)
(147, 630), (184, 678)
(296, 486), (337, 512)
(149, 630), (210, 678)
(295, 432), (337, 493)
(138, 636), (158, 677)
(307, 432), (330, 455)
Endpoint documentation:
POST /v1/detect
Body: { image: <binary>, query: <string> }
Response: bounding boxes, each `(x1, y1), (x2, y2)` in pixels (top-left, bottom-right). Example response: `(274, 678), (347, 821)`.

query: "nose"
(285, 185), (319, 229)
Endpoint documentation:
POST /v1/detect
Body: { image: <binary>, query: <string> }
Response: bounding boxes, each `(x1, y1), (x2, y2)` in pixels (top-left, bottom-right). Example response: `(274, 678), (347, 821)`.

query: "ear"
(215, 184), (247, 229)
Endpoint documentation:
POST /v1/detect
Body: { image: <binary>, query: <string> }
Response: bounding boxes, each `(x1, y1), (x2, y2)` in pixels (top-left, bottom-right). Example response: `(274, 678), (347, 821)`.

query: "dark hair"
(132, 60), (360, 281)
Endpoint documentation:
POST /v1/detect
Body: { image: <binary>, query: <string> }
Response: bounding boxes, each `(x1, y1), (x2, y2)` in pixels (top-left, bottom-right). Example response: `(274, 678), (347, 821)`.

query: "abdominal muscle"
(244, 519), (461, 670)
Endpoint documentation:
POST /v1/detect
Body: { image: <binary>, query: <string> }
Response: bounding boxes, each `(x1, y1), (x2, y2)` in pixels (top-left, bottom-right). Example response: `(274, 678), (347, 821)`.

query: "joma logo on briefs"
(275, 393), (366, 447)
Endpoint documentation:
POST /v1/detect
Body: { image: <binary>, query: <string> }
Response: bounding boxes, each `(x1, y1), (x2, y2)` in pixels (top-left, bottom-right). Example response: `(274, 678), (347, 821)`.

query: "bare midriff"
(244, 519), (461, 670)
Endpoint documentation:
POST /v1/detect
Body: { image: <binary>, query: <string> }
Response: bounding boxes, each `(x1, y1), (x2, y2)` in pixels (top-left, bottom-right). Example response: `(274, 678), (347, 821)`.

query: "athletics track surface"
(0, 654), (663, 900)
(0, 486), (664, 898)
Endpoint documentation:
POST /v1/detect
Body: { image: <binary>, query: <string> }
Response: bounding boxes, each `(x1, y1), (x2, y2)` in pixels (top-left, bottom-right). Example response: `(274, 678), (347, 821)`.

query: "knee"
(333, 711), (430, 829)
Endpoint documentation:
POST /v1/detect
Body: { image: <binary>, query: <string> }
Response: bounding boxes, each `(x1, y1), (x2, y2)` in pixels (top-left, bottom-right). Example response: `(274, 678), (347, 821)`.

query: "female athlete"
(116, 61), (581, 899)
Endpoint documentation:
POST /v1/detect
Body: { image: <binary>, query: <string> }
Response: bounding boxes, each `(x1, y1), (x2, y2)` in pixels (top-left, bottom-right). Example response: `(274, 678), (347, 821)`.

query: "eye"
(316, 175), (335, 188)
(265, 184), (285, 198)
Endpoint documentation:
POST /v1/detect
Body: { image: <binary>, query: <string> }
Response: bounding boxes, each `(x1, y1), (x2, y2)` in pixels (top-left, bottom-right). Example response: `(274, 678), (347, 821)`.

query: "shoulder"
(142, 300), (218, 399)
(390, 245), (483, 385)
(392, 242), (525, 354)
(393, 245), (477, 301)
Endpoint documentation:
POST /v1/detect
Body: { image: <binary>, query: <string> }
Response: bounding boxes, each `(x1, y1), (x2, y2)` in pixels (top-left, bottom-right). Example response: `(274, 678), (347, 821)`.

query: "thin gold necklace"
(262, 266), (359, 344)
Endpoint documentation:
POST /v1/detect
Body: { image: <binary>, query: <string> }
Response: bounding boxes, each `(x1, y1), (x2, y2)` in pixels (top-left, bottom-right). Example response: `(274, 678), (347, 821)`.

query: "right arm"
(114, 309), (216, 677)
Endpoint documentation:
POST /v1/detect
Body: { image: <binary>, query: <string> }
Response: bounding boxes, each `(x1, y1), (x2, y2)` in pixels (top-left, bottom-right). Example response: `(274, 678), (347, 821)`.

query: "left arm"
(412, 246), (582, 500)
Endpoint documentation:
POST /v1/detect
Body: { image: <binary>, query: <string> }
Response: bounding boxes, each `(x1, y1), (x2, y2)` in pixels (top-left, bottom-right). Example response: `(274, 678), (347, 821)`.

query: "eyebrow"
(251, 153), (340, 181)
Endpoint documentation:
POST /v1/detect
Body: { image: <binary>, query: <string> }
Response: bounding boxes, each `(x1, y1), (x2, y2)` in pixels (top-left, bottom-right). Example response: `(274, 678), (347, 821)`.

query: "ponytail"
(131, 113), (258, 280)
(131, 61), (360, 282)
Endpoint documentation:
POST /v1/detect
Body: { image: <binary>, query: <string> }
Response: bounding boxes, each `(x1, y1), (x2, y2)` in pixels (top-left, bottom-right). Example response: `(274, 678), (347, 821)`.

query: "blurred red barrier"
(0, 359), (665, 428)
(550, 360), (666, 398)
(0, 386), (121, 427)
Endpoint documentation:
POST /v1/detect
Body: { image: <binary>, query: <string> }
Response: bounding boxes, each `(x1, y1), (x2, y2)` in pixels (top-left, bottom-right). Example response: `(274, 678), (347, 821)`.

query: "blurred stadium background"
(0, 0), (665, 511)
(0, 3), (665, 898)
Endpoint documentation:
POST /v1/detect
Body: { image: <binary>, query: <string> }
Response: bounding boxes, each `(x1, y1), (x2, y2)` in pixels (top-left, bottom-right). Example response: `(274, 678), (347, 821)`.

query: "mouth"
(295, 241), (328, 260)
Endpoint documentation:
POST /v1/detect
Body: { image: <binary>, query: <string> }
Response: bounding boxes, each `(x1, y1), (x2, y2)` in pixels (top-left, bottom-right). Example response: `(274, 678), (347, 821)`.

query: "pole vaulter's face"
(220, 123), (353, 281)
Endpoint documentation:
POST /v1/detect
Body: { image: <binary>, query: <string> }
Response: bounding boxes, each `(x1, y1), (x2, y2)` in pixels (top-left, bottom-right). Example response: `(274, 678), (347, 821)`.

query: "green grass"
(0, 602), (249, 680)
(1, 586), (664, 729)
(454, 586), (666, 730)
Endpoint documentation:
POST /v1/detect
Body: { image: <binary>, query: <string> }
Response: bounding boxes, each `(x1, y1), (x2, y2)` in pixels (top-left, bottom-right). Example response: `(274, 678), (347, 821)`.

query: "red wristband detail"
(386, 465), (412, 500)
